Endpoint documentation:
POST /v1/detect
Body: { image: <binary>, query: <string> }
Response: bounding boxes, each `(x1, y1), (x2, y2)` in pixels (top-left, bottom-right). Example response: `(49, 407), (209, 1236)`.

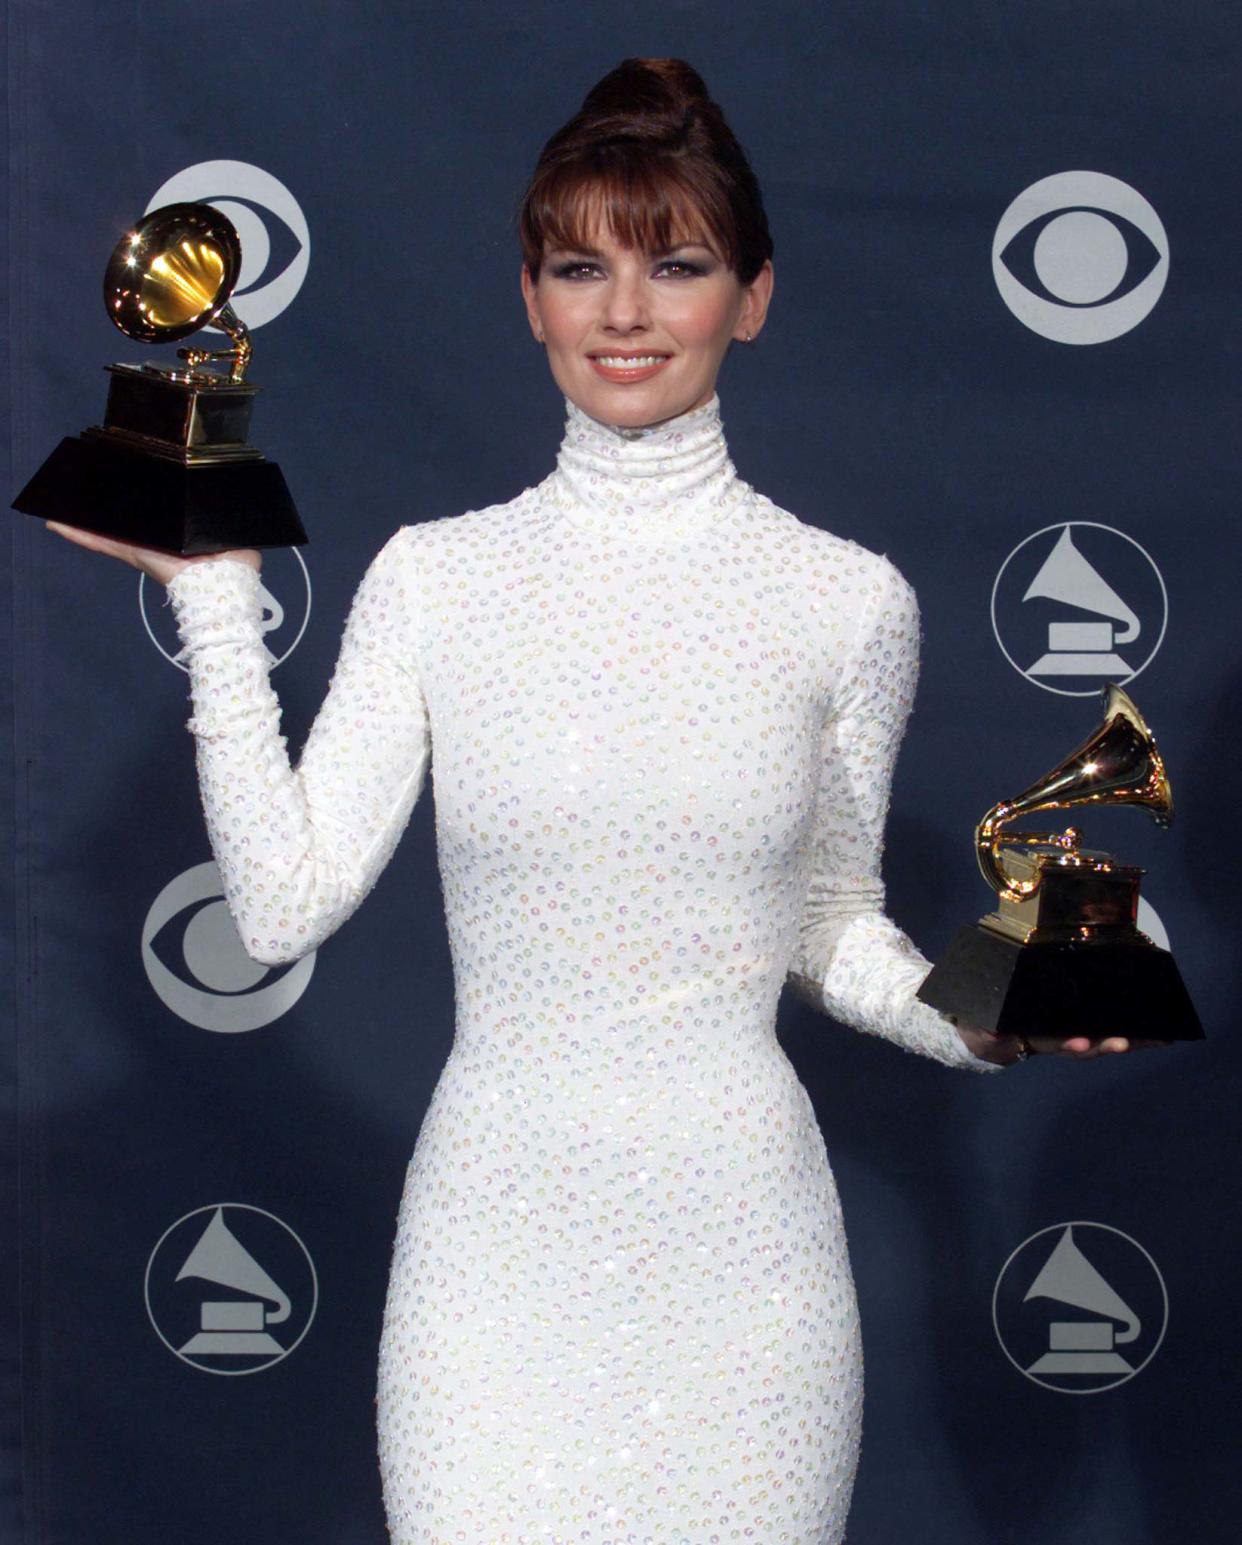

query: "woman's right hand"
(45, 520), (261, 587)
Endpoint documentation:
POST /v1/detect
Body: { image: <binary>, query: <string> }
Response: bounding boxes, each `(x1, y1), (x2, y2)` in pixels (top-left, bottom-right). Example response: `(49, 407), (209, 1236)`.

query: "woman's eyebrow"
(653, 241), (716, 256)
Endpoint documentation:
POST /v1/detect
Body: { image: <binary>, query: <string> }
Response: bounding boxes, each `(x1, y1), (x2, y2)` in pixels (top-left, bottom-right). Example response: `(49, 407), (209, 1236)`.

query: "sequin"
(168, 393), (998, 1545)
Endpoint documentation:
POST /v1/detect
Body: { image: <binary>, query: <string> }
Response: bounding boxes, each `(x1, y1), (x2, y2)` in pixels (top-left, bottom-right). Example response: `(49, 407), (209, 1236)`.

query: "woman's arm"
(166, 529), (430, 965)
(787, 556), (1009, 1070)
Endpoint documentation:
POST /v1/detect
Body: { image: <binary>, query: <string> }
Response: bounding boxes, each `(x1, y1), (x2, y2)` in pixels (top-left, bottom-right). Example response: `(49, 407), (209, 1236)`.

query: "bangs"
(522, 156), (736, 273)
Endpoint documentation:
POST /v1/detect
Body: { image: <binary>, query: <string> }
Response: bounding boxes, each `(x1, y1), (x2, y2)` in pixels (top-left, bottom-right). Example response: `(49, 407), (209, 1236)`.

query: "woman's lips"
(588, 353), (672, 384)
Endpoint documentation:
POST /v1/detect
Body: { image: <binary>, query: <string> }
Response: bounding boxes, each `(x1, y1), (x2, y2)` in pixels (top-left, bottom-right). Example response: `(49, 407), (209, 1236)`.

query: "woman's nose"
(600, 273), (649, 332)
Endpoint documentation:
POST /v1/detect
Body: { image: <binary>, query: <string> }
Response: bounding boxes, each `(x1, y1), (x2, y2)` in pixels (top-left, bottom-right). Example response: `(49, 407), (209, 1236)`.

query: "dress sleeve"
(165, 529), (430, 966)
(787, 557), (1001, 1071)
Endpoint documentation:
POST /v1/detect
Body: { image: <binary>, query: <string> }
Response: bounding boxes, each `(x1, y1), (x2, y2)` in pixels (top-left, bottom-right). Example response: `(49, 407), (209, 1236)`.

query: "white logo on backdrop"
(145, 160), (311, 330)
(141, 861), (315, 1032)
(138, 549), (311, 671)
(145, 1204), (318, 1375)
(993, 1222), (1168, 1392)
(993, 171), (1169, 343)
(991, 522), (1168, 696)
(1135, 897), (1169, 951)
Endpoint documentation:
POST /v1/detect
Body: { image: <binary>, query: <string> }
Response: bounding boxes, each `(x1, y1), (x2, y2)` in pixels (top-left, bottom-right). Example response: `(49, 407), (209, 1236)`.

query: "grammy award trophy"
(12, 201), (306, 554)
(916, 683), (1203, 1041)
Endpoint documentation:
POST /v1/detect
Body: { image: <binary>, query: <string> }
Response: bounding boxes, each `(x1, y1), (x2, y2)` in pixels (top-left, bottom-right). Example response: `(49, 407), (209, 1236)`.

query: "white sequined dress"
(168, 394), (997, 1545)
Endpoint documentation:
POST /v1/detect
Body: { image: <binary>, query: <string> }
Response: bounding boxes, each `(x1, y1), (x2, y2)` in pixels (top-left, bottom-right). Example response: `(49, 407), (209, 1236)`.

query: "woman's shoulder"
(369, 486), (546, 567)
(747, 491), (916, 602)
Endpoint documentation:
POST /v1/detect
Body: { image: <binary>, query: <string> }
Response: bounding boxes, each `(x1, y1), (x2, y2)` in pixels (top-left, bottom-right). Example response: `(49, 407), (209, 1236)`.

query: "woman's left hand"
(954, 1024), (1171, 1066)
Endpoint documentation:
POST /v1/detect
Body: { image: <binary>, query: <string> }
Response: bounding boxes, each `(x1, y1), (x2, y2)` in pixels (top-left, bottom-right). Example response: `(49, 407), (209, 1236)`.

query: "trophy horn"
(976, 683), (1173, 901)
(102, 201), (252, 382)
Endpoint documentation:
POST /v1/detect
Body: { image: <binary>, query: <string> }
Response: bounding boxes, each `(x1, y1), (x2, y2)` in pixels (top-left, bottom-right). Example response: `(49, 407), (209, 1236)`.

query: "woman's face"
(521, 223), (773, 429)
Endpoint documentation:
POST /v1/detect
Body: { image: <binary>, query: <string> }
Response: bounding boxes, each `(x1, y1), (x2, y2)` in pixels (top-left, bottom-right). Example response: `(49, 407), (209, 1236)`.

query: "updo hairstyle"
(518, 58), (773, 285)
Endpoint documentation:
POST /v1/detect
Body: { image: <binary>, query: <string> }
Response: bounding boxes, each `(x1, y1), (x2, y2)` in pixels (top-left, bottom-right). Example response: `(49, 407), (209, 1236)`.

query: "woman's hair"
(518, 58), (773, 284)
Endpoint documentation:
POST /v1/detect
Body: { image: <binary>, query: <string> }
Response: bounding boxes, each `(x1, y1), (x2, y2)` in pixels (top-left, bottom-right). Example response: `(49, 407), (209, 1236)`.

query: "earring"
(744, 331), (754, 343)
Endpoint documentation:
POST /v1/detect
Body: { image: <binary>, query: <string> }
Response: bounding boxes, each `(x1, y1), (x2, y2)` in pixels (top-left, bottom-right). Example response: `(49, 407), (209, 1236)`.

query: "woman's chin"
(564, 378), (715, 431)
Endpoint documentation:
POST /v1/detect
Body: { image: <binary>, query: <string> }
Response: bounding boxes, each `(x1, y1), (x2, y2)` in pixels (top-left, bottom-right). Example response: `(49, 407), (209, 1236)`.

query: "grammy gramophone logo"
(138, 548), (311, 672)
(992, 1222), (1168, 1393)
(145, 1204), (318, 1375)
(991, 522), (1168, 697)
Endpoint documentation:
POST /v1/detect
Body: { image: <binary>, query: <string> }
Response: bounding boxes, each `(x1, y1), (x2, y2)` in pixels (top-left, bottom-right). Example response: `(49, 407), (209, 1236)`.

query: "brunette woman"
(51, 57), (1138, 1544)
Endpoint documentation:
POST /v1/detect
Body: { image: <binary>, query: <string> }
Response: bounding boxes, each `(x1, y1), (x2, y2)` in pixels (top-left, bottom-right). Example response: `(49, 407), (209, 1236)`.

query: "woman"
(51, 57), (1139, 1545)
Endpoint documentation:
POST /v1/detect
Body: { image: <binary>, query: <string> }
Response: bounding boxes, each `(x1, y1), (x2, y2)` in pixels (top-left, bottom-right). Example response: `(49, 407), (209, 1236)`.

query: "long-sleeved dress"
(167, 393), (998, 1545)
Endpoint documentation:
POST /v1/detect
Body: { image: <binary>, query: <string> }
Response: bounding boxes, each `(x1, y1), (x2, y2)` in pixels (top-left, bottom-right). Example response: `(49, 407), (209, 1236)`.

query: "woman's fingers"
(947, 1022), (1168, 1066)
(45, 521), (261, 587)
(1029, 1034), (1127, 1058)
(1024, 1033), (1172, 1059)
(46, 522), (142, 563)
(45, 520), (184, 579)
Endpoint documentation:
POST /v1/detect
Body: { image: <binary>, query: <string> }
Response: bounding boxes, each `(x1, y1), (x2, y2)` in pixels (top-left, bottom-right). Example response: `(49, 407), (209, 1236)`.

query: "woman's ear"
(520, 265), (545, 343)
(735, 260), (774, 342)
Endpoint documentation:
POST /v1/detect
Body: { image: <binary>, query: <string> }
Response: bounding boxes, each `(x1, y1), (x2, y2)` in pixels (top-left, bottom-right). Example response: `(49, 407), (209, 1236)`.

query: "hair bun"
(519, 57), (773, 284)
(574, 60), (716, 151)
(583, 57), (713, 115)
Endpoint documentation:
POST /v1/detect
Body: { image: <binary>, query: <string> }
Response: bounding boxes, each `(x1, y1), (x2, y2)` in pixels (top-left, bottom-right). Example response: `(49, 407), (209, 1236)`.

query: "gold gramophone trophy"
(12, 201), (306, 553)
(916, 683), (1203, 1040)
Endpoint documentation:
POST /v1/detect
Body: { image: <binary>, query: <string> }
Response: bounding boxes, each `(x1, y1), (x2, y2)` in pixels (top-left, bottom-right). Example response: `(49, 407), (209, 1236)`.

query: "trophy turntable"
(917, 683), (1203, 1041)
(12, 201), (306, 553)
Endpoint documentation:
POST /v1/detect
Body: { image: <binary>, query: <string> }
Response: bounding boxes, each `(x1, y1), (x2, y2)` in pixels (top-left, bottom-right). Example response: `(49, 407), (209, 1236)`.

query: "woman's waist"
(431, 1014), (811, 1133)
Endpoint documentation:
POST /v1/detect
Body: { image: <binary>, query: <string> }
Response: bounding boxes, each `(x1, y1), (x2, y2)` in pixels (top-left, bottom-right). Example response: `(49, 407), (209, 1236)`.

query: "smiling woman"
(45, 51), (1134, 1545)
(521, 233), (771, 426)
(518, 58), (774, 427)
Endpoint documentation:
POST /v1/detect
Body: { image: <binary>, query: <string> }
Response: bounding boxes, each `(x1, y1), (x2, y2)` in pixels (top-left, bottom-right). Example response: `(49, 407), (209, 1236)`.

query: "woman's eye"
(656, 258), (706, 278)
(551, 261), (601, 280)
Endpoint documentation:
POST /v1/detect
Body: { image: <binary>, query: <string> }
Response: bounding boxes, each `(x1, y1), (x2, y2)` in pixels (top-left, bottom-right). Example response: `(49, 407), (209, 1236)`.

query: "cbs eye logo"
(145, 160), (310, 330)
(141, 861), (316, 1032)
(993, 171), (1169, 344)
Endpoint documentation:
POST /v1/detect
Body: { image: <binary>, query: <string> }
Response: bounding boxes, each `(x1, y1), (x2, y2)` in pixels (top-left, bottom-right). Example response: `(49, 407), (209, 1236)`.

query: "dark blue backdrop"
(4, 2), (1239, 1541)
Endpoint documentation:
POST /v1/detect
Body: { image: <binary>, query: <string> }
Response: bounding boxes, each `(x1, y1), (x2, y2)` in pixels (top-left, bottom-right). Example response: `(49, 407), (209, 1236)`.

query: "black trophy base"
(916, 925), (1204, 1041)
(12, 434), (307, 555)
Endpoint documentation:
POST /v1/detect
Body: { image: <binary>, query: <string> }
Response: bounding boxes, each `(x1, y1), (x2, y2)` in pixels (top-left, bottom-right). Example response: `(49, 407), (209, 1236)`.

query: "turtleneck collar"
(546, 393), (750, 544)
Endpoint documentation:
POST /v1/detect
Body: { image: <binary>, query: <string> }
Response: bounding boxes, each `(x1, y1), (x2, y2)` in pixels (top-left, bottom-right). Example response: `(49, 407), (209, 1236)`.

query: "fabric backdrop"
(3, 2), (1238, 1541)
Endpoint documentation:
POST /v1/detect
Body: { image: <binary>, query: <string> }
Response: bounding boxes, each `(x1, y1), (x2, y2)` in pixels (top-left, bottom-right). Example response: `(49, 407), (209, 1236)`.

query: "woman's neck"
(548, 393), (747, 543)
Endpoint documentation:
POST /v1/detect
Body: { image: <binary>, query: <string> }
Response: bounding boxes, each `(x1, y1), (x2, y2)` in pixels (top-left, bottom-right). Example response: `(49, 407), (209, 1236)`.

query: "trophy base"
(916, 924), (1204, 1040)
(12, 433), (307, 554)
